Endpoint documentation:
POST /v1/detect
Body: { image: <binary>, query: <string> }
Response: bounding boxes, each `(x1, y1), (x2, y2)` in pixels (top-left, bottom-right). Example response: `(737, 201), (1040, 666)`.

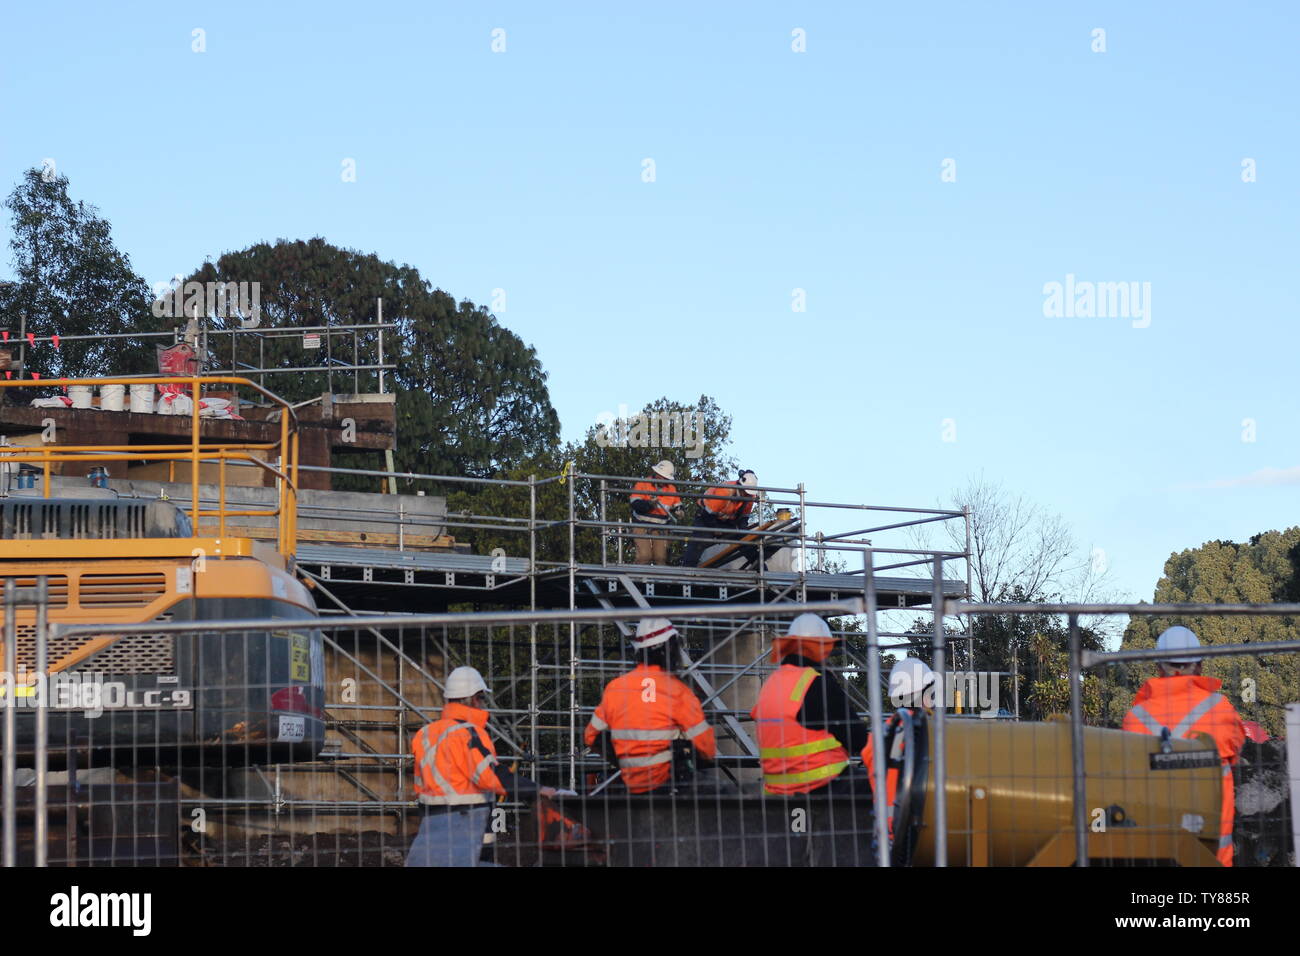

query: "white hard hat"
(738, 469), (757, 489)
(632, 617), (678, 650)
(445, 666), (489, 700)
(785, 613), (834, 641)
(888, 657), (936, 708)
(651, 460), (674, 480)
(1155, 626), (1202, 665)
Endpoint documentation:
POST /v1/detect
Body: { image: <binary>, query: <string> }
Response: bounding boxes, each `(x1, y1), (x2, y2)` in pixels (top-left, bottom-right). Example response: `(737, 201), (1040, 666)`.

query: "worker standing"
(751, 614), (868, 795)
(861, 657), (936, 839)
(628, 460), (682, 565)
(407, 666), (554, 866)
(1122, 626), (1246, 866)
(584, 617), (717, 793)
(679, 468), (758, 567)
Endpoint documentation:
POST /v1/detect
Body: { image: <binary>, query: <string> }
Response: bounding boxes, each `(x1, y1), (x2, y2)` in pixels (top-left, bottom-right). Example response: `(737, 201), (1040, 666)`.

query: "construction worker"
(584, 617), (717, 793)
(861, 657), (936, 838)
(1122, 626), (1246, 866)
(629, 460), (682, 565)
(751, 613), (869, 795)
(679, 468), (758, 567)
(406, 665), (555, 866)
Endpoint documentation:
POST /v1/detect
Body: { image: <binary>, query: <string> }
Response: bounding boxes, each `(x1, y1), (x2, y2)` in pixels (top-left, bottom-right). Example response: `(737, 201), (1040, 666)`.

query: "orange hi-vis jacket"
(412, 701), (507, 806)
(1123, 675), (1246, 866)
(630, 480), (681, 524)
(861, 710), (913, 837)
(583, 664), (716, 793)
(752, 664), (850, 794)
(701, 481), (754, 522)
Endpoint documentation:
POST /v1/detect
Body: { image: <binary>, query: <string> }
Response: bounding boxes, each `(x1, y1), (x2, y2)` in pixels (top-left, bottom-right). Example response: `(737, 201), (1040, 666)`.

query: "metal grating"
(78, 573), (167, 608)
(11, 625), (95, 673)
(78, 632), (175, 676)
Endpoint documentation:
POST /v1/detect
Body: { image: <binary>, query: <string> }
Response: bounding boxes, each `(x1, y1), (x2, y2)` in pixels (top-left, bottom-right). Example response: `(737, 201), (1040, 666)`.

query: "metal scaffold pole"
(567, 462), (578, 791)
(529, 474), (539, 772)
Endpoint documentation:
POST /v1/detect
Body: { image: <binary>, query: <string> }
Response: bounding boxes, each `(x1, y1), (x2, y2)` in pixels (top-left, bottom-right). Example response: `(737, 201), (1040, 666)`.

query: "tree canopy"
(183, 238), (560, 482)
(1, 168), (164, 378)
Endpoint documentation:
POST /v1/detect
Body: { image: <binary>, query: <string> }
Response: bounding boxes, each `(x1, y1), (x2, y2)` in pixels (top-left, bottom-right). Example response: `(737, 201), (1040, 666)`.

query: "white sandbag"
(30, 396), (72, 408)
(157, 392), (194, 416)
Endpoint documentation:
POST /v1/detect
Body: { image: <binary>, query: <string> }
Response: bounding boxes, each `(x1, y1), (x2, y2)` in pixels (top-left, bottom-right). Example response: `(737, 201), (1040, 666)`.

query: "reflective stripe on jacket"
(630, 480), (681, 524)
(583, 664), (716, 793)
(412, 701), (506, 806)
(1123, 675), (1245, 866)
(752, 663), (849, 794)
(701, 481), (753, 522)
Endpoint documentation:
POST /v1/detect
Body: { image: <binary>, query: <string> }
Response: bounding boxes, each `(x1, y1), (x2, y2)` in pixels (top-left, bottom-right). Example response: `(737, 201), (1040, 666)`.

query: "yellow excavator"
(0, 376), (324, 767)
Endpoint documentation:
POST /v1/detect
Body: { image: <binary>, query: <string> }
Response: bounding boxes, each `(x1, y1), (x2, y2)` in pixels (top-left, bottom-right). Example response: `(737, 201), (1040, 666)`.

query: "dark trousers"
(680, 512), (739, 567)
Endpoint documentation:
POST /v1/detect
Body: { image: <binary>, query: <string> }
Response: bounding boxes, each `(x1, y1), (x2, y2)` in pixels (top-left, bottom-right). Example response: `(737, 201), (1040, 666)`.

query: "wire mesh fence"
(2, 580), (1295, 867)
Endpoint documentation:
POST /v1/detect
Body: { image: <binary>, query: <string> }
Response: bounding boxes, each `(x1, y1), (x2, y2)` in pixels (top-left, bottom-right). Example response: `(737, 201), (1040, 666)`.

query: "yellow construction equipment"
(898, 715), (1223, 866)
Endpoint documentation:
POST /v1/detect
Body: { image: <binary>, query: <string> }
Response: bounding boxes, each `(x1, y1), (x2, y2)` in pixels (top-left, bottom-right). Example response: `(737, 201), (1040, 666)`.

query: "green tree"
(907, 476), (1125, 719)
(1119, 528), (1300, 737)
(182, 239), (560, 484)
(1, 168), (163, 379)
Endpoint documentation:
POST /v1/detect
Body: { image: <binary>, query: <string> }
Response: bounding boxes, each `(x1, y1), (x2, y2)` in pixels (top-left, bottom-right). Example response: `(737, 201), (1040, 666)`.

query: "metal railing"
(950, 600), (1300, 868)
(0, 376), (299, 556)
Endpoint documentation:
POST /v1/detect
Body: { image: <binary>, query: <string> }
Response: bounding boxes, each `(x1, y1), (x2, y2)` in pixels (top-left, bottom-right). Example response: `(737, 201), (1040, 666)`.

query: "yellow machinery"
(0, 376), (324, 765)
(893, 713), (1224, 866)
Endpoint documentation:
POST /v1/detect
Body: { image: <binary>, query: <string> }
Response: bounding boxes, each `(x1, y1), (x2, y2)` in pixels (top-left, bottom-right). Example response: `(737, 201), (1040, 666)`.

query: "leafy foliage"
(183, 239), (560, 485)
(1, 168), (164, 379)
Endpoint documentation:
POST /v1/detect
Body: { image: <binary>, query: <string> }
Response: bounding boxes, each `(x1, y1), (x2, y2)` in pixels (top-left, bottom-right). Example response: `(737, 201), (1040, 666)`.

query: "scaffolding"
(0, 373), (997, 865)
(10, 317), (397, 396)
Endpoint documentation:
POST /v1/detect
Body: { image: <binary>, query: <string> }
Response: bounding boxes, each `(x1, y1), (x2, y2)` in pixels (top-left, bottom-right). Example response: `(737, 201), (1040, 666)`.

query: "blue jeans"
(405, 806), (493, 867)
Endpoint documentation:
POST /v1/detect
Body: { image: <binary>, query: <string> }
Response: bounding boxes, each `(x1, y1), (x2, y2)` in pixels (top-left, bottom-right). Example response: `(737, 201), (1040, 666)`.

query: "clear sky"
(2, 1), (1296, 606)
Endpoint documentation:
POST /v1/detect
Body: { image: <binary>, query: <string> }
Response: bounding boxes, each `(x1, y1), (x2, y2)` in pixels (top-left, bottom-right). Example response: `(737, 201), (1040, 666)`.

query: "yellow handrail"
(0, 375), (299, 558)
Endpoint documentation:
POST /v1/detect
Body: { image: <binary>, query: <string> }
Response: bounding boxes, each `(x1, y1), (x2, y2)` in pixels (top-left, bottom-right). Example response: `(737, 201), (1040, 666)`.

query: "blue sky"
(2, 1), (1296, 606)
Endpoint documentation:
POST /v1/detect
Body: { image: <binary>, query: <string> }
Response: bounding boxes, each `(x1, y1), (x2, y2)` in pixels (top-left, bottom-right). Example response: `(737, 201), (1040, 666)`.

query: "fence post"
(2, 579), (15, 867)
(34, 576), (48, 867)
(931, 558), (947, 866)
(864, 550), (890, 865)
(1068, 613), (1088, 867)
(1287, 703), (1300, 869)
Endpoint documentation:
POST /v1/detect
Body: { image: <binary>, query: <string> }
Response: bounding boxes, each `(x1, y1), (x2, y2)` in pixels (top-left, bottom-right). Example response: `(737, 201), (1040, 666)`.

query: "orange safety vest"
(701, 481), (753, 521)
(1123, 675), (1246, 866)
(861, 710), (917, 837)
(583, 664), (716, 793)
(630, 480), (681, 523)
(752, 664), (849, 794)
(412, 701), (507, 805)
